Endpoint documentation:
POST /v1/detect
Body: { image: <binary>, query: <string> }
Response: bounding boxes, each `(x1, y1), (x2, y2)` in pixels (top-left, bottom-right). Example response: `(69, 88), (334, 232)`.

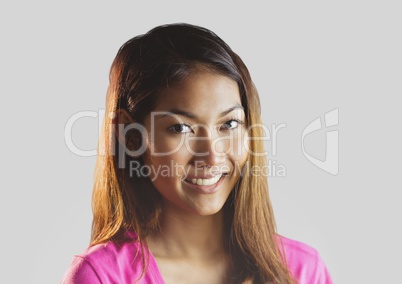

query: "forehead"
(154, 72), (242, 116)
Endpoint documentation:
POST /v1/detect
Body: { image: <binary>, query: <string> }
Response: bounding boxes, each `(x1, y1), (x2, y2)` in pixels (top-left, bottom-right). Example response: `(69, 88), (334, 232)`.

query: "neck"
(147, 201), (226, 261)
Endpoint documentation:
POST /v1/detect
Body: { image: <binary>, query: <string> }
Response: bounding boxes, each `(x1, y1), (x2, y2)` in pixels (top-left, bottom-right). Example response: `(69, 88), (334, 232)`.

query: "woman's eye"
(168, 124), (193, 133)
(221, 119), (243, 130)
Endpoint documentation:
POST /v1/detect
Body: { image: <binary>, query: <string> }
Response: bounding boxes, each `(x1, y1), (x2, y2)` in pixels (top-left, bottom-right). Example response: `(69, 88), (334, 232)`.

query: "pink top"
(61, 232), (332, 284)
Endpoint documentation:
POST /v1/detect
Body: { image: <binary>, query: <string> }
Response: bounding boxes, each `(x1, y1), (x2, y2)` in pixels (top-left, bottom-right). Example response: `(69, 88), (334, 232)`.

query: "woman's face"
(142, 72), (249, 216)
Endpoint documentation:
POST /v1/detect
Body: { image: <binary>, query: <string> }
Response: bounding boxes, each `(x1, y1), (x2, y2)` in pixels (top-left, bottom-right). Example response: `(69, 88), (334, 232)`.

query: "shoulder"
(276, 234), (333, 284)
(60, 256), (101, 283)
(60, 232), (155, 284)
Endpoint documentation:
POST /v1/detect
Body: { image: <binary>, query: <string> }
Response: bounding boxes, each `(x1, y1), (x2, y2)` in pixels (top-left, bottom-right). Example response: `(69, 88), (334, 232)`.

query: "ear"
(114, 109), (142, 155)
(114, 108), (134, 125)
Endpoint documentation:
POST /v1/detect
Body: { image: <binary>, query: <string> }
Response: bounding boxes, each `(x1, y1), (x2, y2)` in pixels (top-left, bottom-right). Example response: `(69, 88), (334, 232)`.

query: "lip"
(184, 173), (224, 179)
(182, 174), (227, 194)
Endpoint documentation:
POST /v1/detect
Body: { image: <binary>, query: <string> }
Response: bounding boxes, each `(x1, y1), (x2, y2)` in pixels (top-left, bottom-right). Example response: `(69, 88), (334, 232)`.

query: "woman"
(62, 23), (332, 284)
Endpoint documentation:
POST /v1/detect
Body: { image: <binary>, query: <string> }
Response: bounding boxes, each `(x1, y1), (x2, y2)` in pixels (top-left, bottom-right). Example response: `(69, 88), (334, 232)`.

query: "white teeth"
(188, 175), (222, 186)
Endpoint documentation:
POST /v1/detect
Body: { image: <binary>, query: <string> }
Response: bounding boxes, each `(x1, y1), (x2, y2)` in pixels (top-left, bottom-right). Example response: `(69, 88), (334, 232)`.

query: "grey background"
(1, 1), (401, 283)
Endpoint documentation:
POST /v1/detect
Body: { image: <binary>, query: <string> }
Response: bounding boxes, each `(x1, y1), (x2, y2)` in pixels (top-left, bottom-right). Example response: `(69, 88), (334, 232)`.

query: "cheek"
(143, 147), (190, 181)
(150, 131), (186, 155)
(232, 129), (249, 156)
(230, 130), (249, 173)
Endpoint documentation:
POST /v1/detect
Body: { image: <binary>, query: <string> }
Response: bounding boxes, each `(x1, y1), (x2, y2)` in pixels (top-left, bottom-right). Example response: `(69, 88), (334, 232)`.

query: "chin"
(184, 200), (228, 217)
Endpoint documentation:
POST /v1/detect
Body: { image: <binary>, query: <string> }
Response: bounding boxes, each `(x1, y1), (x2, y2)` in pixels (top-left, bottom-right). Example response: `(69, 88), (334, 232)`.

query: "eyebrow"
(160, 104), (244, 120)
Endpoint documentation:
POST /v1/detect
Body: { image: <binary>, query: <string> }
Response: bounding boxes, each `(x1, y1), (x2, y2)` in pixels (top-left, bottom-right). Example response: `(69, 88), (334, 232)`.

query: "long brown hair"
(91, 23), (295, 284)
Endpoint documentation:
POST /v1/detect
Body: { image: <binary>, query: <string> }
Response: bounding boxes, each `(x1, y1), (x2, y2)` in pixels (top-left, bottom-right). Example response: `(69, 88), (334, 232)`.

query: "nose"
(189, 129), (226, 167)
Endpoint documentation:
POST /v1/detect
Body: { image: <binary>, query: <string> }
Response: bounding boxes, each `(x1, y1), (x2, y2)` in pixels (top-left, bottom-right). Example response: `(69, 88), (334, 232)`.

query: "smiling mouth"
(184, 173), (228, 186)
